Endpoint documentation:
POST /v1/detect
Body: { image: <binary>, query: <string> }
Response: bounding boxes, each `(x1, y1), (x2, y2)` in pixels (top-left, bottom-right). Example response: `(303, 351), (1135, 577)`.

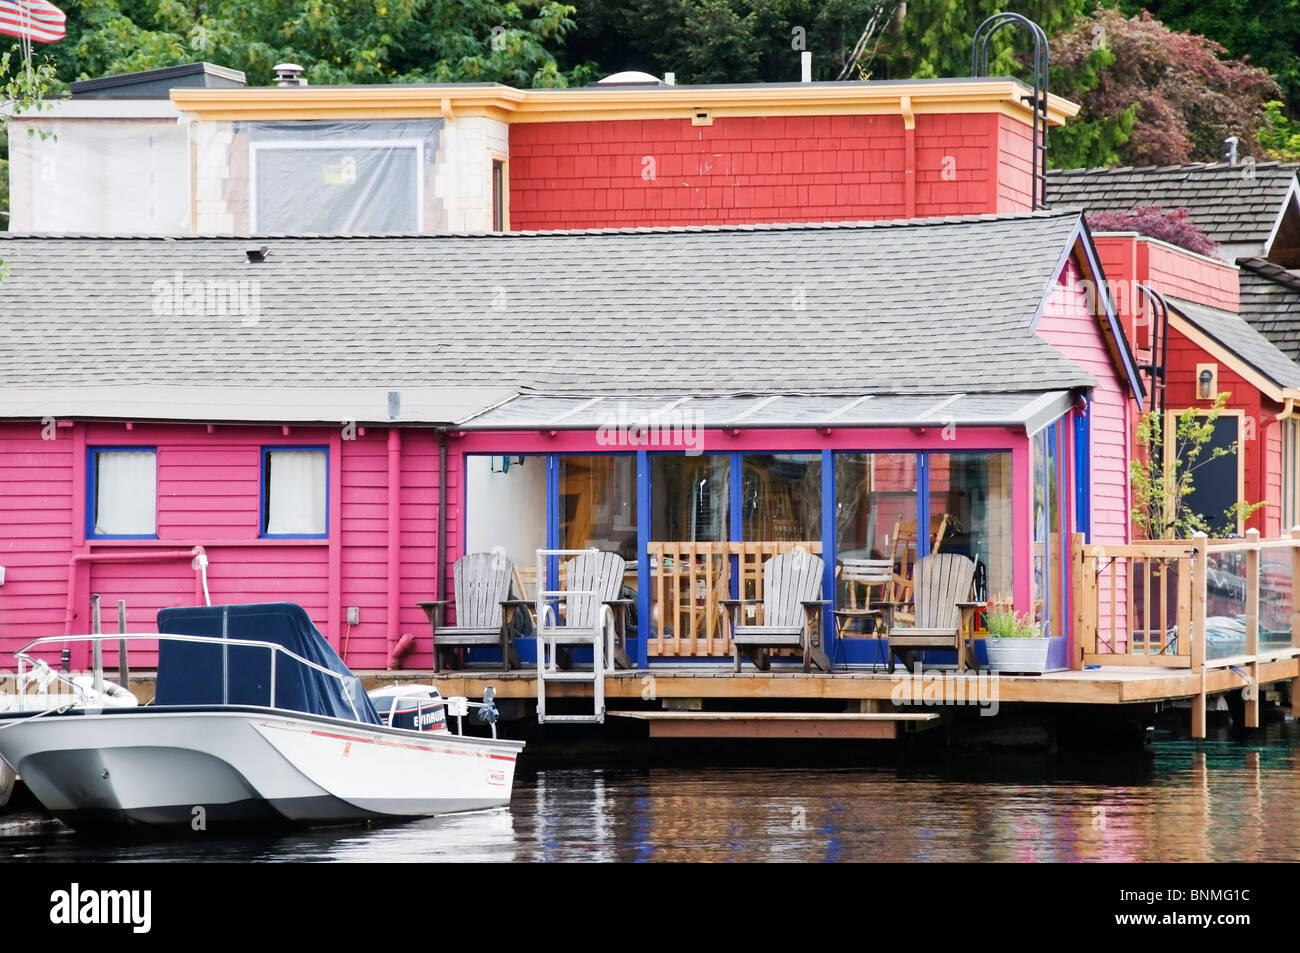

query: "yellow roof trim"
(171, 80), (1079, 127)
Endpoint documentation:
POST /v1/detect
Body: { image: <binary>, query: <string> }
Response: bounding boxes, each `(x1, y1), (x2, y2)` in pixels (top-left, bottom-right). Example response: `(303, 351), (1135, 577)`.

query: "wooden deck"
(358, 649), (1300, 708)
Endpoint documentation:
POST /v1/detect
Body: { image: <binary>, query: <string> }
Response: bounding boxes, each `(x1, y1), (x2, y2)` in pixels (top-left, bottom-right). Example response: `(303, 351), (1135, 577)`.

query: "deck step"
(538, 712), (606, 724)
(539, 670), (600, 682)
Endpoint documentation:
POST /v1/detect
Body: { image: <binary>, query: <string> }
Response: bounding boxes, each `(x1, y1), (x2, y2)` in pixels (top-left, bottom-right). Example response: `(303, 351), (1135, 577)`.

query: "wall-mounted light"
(1197, 363), (1218, 401)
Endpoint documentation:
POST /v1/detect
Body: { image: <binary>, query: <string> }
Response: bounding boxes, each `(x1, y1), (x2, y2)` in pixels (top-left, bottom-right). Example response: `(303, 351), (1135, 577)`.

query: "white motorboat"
(0, 603), (523, 833)
(0, 659), (139, 809)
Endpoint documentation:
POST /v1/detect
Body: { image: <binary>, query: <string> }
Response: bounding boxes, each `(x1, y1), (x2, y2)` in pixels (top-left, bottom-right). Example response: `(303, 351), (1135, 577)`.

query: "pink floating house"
(0, 209), (1140, 671)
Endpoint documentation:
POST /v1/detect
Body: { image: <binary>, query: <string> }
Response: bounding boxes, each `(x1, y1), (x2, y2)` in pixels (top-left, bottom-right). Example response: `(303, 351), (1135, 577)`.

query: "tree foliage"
(561, 1), (1089, 84)
(1119, 0), (1300, 122)
(1131, 393), (1263, 539)
(868, 0), (1086, 81)
(1050, 9), (1282, 168)
(1085, 206), (1218, 257)
(37, 0), (582, 88)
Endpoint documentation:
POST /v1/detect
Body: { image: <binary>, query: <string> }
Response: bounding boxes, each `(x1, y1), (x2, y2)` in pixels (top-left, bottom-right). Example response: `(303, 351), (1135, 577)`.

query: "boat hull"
(0, 706), (522, 833)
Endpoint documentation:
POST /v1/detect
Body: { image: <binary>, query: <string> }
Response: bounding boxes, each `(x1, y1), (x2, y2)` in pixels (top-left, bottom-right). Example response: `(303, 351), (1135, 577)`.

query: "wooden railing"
(646, 541), (822, 658)
(1073, 528), (1300, 737)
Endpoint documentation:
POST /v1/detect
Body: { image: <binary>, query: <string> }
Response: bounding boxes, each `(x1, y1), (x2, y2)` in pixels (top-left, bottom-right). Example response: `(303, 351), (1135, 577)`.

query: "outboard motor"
(474, 685), (499, 727)
(367, 684), (447, 733)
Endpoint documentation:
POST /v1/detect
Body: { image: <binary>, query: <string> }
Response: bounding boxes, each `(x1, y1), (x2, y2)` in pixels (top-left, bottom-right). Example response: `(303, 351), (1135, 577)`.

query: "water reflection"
(4, 729), (1300, 862)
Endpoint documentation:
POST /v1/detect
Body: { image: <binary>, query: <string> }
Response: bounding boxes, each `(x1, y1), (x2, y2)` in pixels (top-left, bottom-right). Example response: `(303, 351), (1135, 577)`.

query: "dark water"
(4, 726), (1300, 862)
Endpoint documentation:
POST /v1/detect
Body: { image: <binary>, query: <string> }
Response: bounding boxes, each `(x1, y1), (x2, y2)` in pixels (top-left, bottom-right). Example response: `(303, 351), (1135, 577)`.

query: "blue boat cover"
(154, 603), (382, 725)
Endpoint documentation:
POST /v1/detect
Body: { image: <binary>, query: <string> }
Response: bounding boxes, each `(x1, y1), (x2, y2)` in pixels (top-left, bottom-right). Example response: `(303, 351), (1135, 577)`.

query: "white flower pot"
(984, 636), (1057, 674)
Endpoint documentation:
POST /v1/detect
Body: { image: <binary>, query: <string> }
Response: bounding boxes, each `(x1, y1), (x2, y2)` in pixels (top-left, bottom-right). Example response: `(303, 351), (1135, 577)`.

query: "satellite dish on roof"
(596, 70), (666, 86)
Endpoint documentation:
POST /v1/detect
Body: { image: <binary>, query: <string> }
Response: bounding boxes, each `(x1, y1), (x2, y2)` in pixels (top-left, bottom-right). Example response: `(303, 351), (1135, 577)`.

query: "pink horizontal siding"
(1036, 256), (1132, 653)
(0, 427), (76, 658)
(0, 420), (451, 672)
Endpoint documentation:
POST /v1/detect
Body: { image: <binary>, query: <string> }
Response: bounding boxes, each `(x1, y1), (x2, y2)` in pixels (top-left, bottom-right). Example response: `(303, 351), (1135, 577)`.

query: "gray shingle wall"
(0, 212), (1095, 398)
(1237, 260), (1300, 364)
(1048, 163), (1299, 244)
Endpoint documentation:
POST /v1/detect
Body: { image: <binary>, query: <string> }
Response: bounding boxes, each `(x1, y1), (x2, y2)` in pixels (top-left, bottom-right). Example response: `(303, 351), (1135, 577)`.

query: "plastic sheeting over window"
(8, 118), (189, 233)
(246, 120), (441, 233)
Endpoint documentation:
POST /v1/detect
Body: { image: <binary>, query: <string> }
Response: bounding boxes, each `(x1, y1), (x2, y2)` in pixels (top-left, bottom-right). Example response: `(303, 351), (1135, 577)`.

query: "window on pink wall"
(88, 448), (157, 539)
(260, 448), (328, 538)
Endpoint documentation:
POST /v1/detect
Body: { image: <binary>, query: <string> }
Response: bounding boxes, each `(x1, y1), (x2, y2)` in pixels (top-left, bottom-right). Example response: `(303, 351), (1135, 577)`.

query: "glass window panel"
(559, 455), (638, 561)
(1032, 427), (1066, 637)
(263, 449), (327, 536)
(835, 453), (917, 562)
(93, 450), (157, 536)
(928, 452), (1013, 605)
(651, 455), (730, 542)
(741, 453), (821, 542)
(465, 455), (547, 580)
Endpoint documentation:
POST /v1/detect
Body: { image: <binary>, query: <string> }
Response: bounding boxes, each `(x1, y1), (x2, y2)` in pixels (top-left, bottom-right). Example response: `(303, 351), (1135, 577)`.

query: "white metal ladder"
(534, 548), (615, 725)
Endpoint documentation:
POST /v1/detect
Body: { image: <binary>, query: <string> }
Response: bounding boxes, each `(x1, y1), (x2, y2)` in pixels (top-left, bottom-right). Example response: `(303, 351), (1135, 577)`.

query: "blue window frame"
(86, 447), (158, 540)
(260, 447), (329, 539)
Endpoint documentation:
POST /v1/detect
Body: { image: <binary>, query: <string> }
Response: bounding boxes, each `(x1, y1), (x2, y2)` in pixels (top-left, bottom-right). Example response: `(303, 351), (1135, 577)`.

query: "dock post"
(117, 599), (129, 690)
(1071, 533), (1094, 669)
(1245, 528), (1260, 728)
(1190, 532), (1208, 740)
(90, 593), (103, 695)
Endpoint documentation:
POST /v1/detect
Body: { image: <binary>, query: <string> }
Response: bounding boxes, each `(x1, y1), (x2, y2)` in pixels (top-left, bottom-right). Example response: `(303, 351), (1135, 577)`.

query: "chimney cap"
(273, 63), (307, 87)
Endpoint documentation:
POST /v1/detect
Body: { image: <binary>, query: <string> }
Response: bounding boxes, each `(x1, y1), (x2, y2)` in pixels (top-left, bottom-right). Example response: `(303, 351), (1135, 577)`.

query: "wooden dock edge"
(608, 711), (939, 740)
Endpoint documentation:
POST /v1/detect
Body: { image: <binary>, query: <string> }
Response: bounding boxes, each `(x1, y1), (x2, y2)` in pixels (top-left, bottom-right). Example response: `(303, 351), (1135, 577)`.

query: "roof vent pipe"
(273, 63), (307, 87)
(663, 72), (676, 86)
(1222, 136), (1239, 166)
(800, 51), (812, 83)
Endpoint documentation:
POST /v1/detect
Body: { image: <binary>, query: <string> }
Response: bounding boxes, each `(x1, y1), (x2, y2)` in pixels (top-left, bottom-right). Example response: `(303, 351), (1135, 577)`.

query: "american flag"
(0, 0), (66, 44)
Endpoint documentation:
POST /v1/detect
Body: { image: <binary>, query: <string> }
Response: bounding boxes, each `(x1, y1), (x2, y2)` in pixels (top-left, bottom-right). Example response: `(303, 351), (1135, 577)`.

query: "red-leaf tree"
(1085, 205), (1219, 257)
(1050, 9), (1281, 168)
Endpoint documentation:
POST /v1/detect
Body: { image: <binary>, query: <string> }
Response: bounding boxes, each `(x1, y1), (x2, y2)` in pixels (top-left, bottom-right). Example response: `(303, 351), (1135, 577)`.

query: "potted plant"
(983, 606), (1062, 674)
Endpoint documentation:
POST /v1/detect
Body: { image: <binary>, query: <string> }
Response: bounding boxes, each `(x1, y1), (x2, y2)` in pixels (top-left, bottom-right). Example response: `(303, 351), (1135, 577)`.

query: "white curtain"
(94, 451), (157, 536)
(267, 451), (327, 535)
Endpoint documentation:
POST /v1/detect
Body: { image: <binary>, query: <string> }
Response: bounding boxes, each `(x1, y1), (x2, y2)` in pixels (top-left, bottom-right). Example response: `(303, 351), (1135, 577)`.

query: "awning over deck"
(457, 390), (1075, 435)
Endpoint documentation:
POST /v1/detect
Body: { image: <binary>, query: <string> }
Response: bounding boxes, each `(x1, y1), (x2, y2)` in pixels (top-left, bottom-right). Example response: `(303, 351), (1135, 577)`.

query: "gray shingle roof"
(0, 211), (1096, 414)
(1048, 162), (1300, 245)
(1237, 258), (1300, 364)
(1166, 295), (1300, 391)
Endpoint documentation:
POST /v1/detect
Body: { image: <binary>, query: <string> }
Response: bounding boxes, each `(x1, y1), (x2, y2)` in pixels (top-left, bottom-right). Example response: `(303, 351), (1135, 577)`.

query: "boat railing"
(11, 632), (363, 722)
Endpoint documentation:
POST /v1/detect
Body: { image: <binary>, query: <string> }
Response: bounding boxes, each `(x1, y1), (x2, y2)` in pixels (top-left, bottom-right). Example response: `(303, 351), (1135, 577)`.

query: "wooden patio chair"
(419, 551), (522, 671)
(723, 550), (830, 673)
(889, 514), (953, 627)
(885, 552), (979, 673)
(831, 557), (894, 639)
(537, 550), (633, 672)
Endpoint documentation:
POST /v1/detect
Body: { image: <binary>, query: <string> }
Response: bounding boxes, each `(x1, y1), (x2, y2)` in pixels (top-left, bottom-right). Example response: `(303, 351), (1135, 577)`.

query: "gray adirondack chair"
(419, 551), (522, 671)
(537, 549), (630, 671)
(723, 550), (830, 673)
(886, 552), (978, 672)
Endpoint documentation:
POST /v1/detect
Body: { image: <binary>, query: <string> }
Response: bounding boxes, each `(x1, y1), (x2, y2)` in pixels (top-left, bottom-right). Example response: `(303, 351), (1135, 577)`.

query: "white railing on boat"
(6, 633), (500, 737)
(10, 632), (365, 721)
